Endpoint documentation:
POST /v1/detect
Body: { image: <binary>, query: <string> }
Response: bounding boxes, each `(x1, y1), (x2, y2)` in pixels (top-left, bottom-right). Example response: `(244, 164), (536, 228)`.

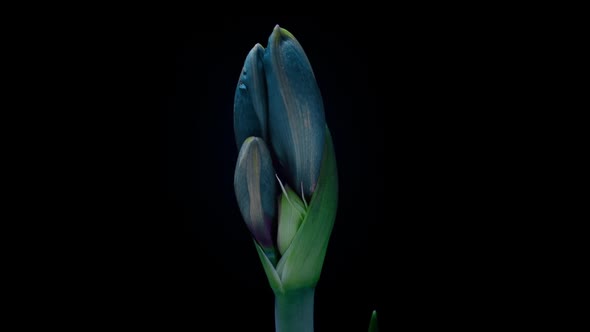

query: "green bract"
(256, 127), (337, 293)
(277, 186), (305, 256)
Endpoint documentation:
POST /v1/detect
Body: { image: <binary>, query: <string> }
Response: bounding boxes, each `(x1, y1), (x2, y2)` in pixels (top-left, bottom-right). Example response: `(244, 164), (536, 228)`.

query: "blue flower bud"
(264, 26), (326, 199)
(234, 44), (268, 148)
(234, 137), (277, 254)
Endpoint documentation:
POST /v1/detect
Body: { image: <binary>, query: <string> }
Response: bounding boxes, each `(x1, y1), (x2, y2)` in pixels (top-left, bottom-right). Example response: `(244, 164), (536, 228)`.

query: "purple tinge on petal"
(248, 215), (275, 249)
(234, 137), (277, 251)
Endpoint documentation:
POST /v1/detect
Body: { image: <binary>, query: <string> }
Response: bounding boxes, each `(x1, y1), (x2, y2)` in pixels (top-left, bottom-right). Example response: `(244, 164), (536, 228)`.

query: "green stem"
(275, 288), (315, 332)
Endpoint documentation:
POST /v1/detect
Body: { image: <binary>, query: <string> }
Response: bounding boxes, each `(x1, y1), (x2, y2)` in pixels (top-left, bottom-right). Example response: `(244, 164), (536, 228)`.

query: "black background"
(74, 14), (521, 331)
(151, 16), (388, 331)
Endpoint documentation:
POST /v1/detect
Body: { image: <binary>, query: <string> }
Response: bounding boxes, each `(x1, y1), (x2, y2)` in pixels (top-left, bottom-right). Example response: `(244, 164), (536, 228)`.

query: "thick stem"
(274, 288), (315, 332)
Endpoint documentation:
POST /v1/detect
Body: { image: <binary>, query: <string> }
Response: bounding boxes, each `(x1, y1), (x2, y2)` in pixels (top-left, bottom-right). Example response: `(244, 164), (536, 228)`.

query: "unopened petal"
(264, 26), (326, 199)
(234, 137), (277, 249)
(234, 44), (268, 148)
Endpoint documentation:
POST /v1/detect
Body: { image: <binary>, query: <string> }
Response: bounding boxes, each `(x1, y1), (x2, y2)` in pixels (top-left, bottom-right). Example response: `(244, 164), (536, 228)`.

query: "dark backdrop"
(90, 15), (514, 331)
(152, 16), (387, 331)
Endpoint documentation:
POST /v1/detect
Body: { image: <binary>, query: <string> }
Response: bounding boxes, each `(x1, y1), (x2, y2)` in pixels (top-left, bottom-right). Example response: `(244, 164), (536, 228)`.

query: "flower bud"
(234, 44), (268, 147)
(234, 137), (277, 259)
(264, 26), (326, 199)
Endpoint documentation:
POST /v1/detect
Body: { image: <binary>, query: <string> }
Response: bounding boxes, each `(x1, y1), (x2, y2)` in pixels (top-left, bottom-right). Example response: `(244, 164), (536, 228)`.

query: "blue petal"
(234, 137), (277, 250)
(234, 44), (268, 148)
(264, 26), (326, 199)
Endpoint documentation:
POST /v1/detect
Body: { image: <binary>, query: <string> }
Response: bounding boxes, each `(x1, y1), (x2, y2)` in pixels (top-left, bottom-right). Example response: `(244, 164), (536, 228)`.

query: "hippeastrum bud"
(264, 25), (326, 199)
(234, 43), (268, 148)
(234, 137), (278, 263)
(234, 26), (340, 331)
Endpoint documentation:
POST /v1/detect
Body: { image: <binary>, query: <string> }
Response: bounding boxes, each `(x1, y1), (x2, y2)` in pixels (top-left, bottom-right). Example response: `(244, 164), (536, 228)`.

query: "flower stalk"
(275, 288), (315, 332)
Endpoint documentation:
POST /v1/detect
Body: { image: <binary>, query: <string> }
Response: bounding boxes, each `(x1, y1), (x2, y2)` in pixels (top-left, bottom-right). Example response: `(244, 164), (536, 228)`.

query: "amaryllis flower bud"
(234, 137), (277, 263)
(234, 43), (268, 147)
(264, 25), (326, 199)
(233, 26), (339, 332)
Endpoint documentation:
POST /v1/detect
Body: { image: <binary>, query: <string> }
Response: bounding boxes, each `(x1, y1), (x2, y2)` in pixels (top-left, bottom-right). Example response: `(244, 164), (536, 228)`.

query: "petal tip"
(270, 25), (296, 44)
(279, 27), (295, 40)
(253, 43), (265, 52)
